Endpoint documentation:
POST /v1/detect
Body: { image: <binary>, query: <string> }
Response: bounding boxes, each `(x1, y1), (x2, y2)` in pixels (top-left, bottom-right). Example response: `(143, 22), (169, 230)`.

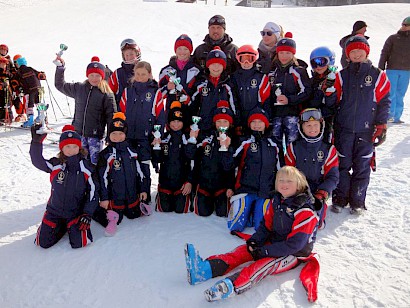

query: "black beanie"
(208, 15), (226, 30)
(168, 101), (184, 123)
(352, 21), (367, 33)
(109, 112), (128, 135)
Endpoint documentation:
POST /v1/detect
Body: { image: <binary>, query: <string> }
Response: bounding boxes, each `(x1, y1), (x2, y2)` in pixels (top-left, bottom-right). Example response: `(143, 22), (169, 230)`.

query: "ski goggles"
(260, 30), (278, 37)
(209, 16), (225, 25)
(237, 54), (257, 65)
(310, 57), (330, 69)
(300, 108), (322, 122)
(120, 39), (138, 51)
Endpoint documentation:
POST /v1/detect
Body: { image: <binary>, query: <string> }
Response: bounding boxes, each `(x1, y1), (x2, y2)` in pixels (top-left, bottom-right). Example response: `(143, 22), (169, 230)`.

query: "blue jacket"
(120, 79), (165, 141)
(334, 60), (391, 132)
(152, 130), (194, 190)
(230, 66), (271, 127)
(234, 132), (281, 198)
(190, 75), (235, 133)
(268, 60), (312, 118)
(55, 66), (117, 139)
(97, 140), (149, 203)
(307, 69), (338, 118)
(249, 191), (319, 257)
(109, 62), (135, 105)
(30, 142), (98, 219)
(285, 138), (339, 195)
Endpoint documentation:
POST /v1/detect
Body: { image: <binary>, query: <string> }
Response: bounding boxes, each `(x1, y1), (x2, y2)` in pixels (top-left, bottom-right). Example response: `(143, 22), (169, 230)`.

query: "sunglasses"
(121, 39), (138, 51)
(310, 57), (330, 69)
(209, 17), (225, 24)
(260, 30), (277, 37)
(300, 109), (322, 122)
(402, 24), (410, 27)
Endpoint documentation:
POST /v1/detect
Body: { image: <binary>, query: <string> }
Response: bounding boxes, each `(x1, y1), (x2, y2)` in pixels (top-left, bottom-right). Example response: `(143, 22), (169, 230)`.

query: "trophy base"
(188, 137), (197, 144)
(153, 145), (161, 151)
(219, 148), (228, 152)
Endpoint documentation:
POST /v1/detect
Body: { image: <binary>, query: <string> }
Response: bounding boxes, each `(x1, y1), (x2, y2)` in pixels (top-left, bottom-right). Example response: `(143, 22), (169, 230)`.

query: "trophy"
(325, 65), (337, 93)
(53, 44), (68, 66)
(188, 116), (201, 144)
(167, 69), (183, 94)
(218, 126), (229, 152)
(274, 83), (285, 105)
(36, 88), (50, 134)
(152, 125), (162, 150)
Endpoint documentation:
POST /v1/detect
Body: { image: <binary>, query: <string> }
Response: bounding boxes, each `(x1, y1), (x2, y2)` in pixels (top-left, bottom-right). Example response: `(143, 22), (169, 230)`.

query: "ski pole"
(45, 79), (65, 117)
(44, 85), (57, 121)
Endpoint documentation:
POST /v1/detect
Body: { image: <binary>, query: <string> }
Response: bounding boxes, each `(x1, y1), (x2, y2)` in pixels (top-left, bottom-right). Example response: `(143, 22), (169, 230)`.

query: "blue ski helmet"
(309, 46), (335, 68)
(16, 57), (27, 67)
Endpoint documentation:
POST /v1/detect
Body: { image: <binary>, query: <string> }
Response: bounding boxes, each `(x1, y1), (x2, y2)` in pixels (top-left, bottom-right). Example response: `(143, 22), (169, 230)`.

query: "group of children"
(27, 18), (391, 303)
(0, 44), (47, 127)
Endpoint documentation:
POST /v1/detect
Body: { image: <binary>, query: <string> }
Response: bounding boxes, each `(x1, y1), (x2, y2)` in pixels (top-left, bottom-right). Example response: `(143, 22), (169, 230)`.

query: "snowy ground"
(1, 1), (410, 307)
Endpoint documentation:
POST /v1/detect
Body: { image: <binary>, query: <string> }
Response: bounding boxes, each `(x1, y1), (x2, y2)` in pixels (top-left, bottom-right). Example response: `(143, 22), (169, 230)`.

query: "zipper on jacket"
(82, 86), (93, 136)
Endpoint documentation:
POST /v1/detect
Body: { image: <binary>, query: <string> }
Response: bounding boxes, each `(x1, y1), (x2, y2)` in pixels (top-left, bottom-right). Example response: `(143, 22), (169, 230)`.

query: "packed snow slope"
(0, 1), (409, 307)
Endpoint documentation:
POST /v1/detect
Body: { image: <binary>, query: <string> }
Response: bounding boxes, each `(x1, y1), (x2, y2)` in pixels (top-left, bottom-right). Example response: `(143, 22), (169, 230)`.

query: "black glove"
(313, 197), (324, 211)
(249, 246), (269, 261)
(31, 124), (47, 143)
(78, 214), (91, 231)
(246, 240), (258, 254)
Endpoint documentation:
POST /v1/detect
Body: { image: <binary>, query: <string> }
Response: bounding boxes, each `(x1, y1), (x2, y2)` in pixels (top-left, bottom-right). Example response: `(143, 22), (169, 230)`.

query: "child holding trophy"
(188, 101), (235, 217)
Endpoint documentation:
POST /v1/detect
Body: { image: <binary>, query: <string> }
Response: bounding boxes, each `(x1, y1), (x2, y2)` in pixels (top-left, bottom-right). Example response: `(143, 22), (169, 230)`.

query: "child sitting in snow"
(30, 124), (99, 249)
(184, 166), (321, 302)
(93, 112), (150, 237)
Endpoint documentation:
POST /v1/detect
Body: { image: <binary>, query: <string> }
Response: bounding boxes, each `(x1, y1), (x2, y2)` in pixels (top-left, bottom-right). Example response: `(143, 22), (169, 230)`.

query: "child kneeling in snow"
(30, 125), (99, 249)
(93, 112), (150, 237)
(184, 166), (320, 302)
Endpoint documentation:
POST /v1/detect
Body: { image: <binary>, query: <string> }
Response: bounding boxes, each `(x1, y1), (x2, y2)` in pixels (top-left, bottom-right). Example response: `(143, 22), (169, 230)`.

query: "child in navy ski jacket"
(228, 108), (280, 232)
(230, 45), (271, 134)
(184, 166), (321, 303)
(93, 112), (150, 237)
(54, 56), (117, 165)
(15, 56), (46, 128)
(189, 47), (236, 136)
(188, 101), (235, 217)
(109, 38), (141, 107)
(268, 35), (312, 159)
(285, 108), (339, 228)
(159, 34), (201, 127)
(120, 61), (165, 202)
(307, 46), (338, 143)
(152, 101), (193, 213)
(331, 35), (390, 214)
(30, 124), (99, 249)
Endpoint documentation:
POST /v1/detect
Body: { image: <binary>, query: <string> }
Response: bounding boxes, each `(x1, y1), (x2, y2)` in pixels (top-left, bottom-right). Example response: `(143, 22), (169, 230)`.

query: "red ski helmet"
(236, 45), (259, 64)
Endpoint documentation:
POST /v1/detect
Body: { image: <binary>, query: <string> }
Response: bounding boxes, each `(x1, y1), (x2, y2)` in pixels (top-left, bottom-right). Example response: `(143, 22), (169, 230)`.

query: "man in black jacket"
(192, 15), (239, 76)
(339, 20), (368, 68)
(378, 16), (410, 124)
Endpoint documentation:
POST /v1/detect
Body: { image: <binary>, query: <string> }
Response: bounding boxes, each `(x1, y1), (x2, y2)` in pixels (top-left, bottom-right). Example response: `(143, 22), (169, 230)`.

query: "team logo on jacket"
(145, 93), (152, 101)
(201, 87), (209, 96)
(364, 75), (372, 86)
(250, 143), (258, 152)
(317, 151), (324, 162)
(57, 171), (65, 184)
(113, 159), (121, 170)
(163, 144), (169, 155)
(250, 79), (257, 88)
(204, 144), (212, 156)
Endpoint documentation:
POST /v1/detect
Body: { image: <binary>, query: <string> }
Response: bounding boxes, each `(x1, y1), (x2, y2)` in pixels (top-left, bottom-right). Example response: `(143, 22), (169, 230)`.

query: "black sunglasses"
(260, 31), (275, 36)
(209, 17), (225, 24)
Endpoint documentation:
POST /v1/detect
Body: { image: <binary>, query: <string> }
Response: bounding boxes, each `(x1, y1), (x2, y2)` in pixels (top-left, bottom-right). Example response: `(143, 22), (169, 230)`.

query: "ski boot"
(184, 243), (212, 285)
(22, 114), (34, 128)
(330, 196), (348, 214)
(105, 210), (119, 237)
(204, 278), (234, 302)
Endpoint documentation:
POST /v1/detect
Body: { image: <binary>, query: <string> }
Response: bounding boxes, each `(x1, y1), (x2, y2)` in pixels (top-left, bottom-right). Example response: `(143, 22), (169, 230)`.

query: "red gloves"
(314, 190), (328, 201)
(372, 124), (387, 147)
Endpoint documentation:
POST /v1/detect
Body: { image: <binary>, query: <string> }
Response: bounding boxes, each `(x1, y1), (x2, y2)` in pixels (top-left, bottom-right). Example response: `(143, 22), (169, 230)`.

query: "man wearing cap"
(193, 15), (239, 75)
(378, 16), (410, 124)
(339, 20), (369, 68)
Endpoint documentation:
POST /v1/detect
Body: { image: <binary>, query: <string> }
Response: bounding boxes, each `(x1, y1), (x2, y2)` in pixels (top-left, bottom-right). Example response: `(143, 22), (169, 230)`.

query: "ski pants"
(81, 136), (104, 165)
(128, 138), (152, 202)
(193, 185), (229, 217)
(333, 130), (373, 209)
(227, 194), (271, 232)
(93, 199), (143, 226)
(35, 211), (92, 249)
(271, 116), (299, 164)
(208, 244), (300, 295)
(386, 69), (410, 122)
(155, 185), (190, 213)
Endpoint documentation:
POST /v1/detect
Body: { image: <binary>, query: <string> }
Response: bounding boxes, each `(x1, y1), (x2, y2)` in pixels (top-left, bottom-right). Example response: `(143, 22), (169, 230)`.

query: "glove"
(246, 240), (258, 254)
(78, 214), (91, 231)
(31, 124), (47, 143)
(313, 189), (328, 211)
(372, 124), (387, 147)
(249, 246), (269, 261)
(38, 72), (46, 80)
(321, 75), (336, 94)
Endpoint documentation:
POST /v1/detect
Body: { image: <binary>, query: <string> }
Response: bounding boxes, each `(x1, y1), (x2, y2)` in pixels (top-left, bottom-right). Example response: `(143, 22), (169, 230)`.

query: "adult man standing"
(193, 15), (238, 75)
(339, 21), (368, 68)
(378, 16), (410, 124)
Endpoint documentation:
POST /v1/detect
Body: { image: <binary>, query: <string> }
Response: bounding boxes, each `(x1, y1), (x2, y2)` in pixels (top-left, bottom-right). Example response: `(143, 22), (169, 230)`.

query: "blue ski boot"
(204, 278), (234, 302)
(22, 114), (34, 128)
(184, 243), (212, 285)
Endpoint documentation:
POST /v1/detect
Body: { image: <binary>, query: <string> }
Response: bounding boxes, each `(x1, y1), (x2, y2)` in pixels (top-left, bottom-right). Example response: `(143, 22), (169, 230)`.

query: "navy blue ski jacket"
(109, 62), (135, 105)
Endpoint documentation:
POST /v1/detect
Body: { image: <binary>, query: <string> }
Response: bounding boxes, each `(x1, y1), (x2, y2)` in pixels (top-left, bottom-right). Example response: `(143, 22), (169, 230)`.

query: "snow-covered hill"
(1, 1), (409, 307)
